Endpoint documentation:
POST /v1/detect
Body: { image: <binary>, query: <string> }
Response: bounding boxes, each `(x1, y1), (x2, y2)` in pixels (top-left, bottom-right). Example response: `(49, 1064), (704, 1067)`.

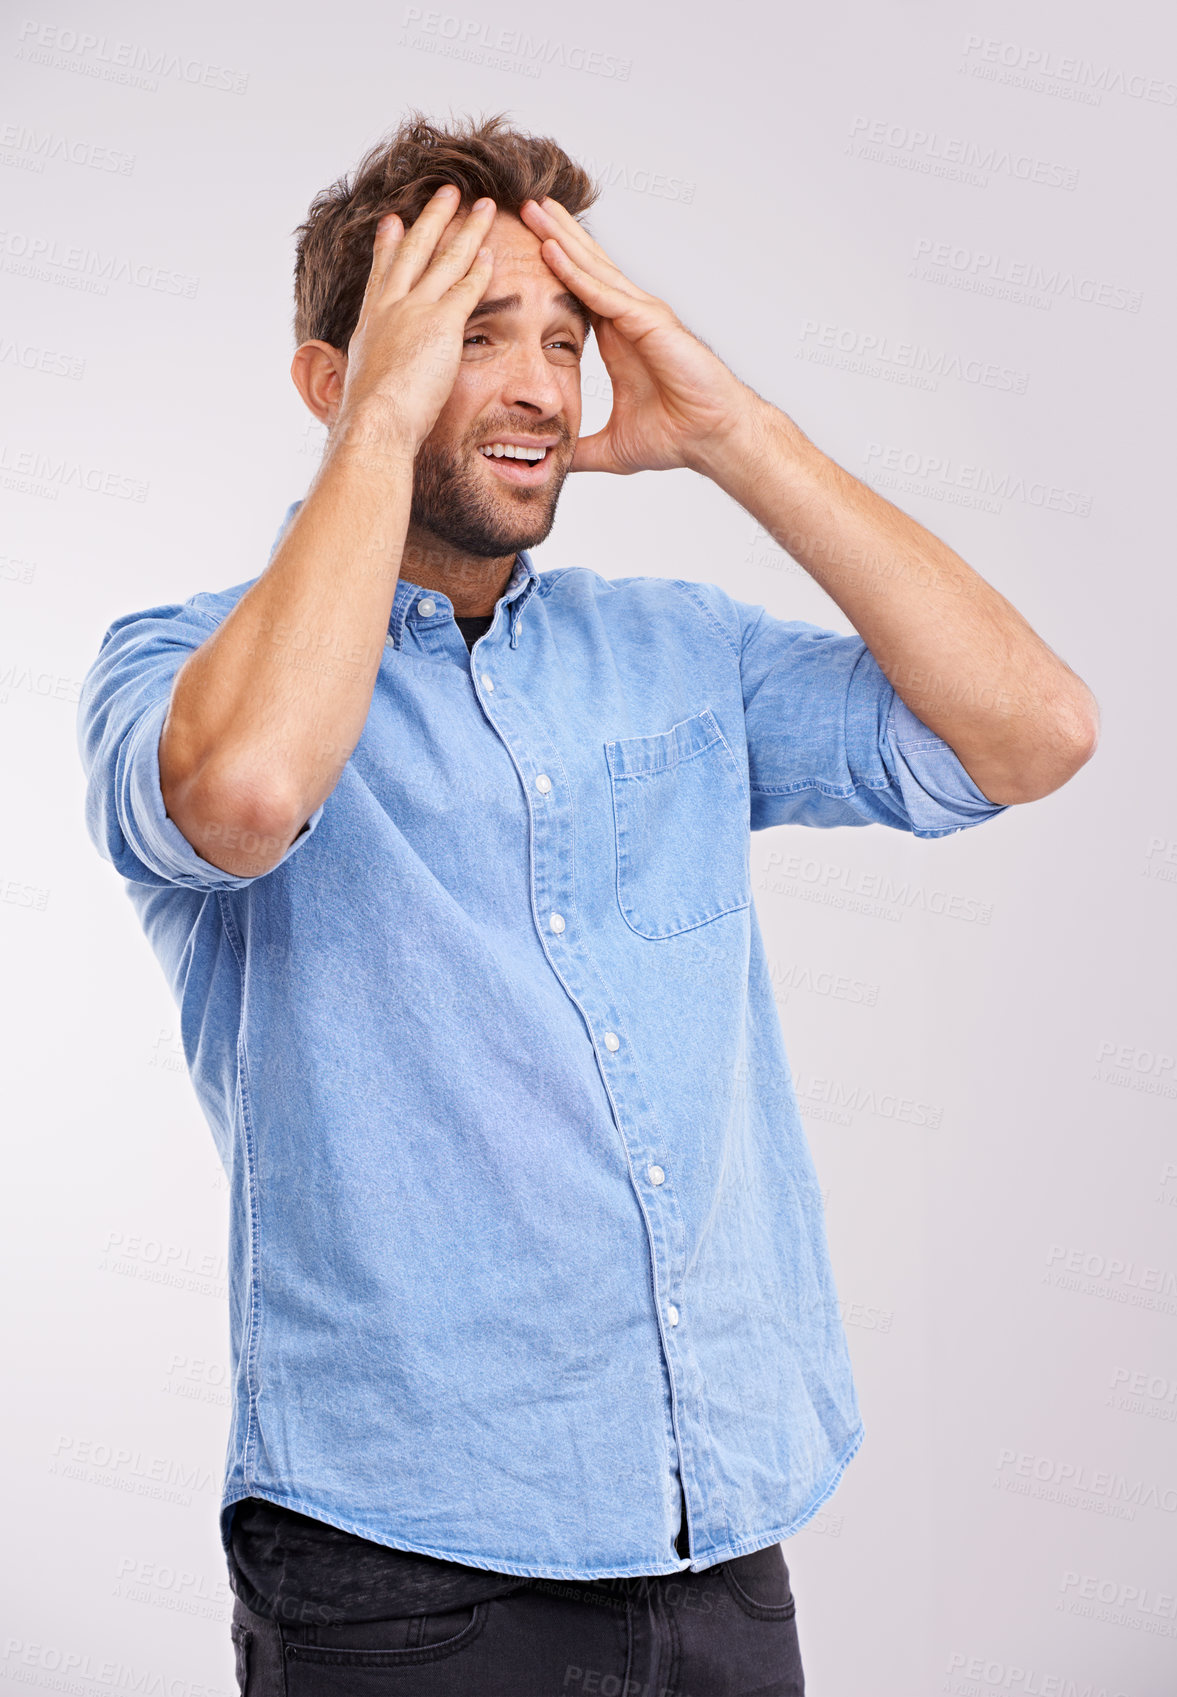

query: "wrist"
(682, 389), (774, 484)
(330, 401), (422, 474)
(687, 394), (811, 498)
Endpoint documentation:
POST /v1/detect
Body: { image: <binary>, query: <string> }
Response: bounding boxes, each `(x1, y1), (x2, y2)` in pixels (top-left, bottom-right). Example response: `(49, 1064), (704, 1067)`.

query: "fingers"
(361, 211), (406, 304)
(385, 188), (490, 303)
(522, 202), (652, 328)
(413, 197), (498, 304)
(362, 185), (462, 304)
(535, 238), (635, 316)
(447, 243), (495, 309)
(526, 195), (609, 261)
(523, 196), (640, 290)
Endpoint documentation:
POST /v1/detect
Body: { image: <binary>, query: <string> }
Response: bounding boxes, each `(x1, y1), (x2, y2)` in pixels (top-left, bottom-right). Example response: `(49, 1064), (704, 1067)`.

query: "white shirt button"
(481, 672), (494, 690)
(668, 1304), (679, 1327)
(603, 1031), (620, 1051)
(549, 912), (565, 934)
(416, 597), (436, 616)
(648, 1164), (665, 1186)
(535, 773), (552, 793)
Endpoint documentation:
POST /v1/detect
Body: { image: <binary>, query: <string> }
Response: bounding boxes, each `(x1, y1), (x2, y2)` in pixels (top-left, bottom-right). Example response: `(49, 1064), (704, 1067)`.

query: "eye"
(462, 333), (581, 352)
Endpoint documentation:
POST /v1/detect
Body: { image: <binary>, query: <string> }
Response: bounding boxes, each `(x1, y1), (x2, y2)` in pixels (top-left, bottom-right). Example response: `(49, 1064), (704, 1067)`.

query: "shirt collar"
(390, 551), (540, 650)
(270, 500), (542, 647)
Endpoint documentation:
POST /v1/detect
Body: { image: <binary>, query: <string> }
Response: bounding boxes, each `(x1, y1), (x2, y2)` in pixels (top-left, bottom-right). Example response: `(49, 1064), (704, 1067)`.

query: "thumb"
(569, 428), (617, 474)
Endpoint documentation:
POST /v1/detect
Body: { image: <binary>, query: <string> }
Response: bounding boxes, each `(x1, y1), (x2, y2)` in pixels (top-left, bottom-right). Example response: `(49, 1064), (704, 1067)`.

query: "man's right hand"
(335, 185), (497, 454)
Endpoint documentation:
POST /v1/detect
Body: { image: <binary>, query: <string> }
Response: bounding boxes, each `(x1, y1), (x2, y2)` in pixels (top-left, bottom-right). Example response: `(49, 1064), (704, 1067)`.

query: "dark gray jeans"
(229, 1540), (805, 1695)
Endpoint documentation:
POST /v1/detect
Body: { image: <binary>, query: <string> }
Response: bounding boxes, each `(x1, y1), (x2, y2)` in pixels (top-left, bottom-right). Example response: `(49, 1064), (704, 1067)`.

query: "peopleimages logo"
(1093, 1037), (1176, 1099)
(14, 19), (249, 94)
(910, 236), (1142, 314)
(0, 551), (37, 584)
(1, 1640), (230, 1696)
(48, 1433), (216, 1502)
(791, 1068), (943, 1129)
(1143, 835), (1177, 886)
(0, 226), (199, 297)
(945, 1648), (1130, 1695)
(578, 154), (694, 203)
(847, 115), (1078, 191)
(1109, 1364), (1177, 1422)
(798, 319), (1029, 396)
(0, 122), (135, 175)
(1046, 1245), (1177, 1291)
(1058, 1569), (1177, 1634)
(994, 1446), (1177, 1517)
(398, 8), (632, 81)
(960, 34), (1177, 106)
(0, 335), (84, 379)
(1043, 1244), (1177, 1317)
(0, 439), (148, 502)
(0, 658), (82, 705)
(758, 846), (994, 926)
(767, 955), (880, 1008)
(863, 442), (1092, 518)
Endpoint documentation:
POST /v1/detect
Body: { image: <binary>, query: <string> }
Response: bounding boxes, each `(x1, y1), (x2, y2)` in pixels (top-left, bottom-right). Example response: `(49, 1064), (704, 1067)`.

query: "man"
(77, 112), (1097, 1693)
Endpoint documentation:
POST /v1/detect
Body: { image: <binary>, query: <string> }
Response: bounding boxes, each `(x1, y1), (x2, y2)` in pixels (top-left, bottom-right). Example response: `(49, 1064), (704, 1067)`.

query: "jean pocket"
(229, 1620), (251, 1692)
(721, 1543), (796, 1621)
(606, 706), (750, 940)
(284, 1601), (487, 1689)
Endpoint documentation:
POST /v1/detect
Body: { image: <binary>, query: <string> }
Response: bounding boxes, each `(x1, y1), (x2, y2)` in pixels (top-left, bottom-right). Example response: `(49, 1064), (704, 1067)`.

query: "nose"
(493, 339), (566, 420)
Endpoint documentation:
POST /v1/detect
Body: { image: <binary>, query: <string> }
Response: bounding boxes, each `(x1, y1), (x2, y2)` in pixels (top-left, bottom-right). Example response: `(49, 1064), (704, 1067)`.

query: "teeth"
(479, 444), (547, 461)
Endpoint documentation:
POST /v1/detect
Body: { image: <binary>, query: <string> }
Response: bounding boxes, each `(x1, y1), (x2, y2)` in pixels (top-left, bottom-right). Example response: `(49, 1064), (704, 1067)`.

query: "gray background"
(2, 0), (1173, 1691)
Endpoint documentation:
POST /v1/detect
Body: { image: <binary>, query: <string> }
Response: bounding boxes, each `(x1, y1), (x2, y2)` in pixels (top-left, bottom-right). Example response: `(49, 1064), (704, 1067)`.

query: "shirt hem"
(219, 1421), (865, 1582)
(688, 1417), (866, 1568)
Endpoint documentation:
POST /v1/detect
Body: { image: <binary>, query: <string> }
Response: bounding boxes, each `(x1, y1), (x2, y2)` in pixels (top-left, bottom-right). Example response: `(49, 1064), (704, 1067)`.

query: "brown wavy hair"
(292, 110), (602, 353)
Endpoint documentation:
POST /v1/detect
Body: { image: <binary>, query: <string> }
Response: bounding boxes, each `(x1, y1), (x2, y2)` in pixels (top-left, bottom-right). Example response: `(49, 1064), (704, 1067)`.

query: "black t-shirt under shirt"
(228, 1486), (693, 1624)
(226, 607), (690, 1624)
(227, 1496), (528, 1625)
(454, 611), (495, 649)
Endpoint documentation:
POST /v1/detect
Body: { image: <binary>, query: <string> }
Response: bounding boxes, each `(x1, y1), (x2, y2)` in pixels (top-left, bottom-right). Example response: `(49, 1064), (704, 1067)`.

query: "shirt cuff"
(883, 689), (1011, 839)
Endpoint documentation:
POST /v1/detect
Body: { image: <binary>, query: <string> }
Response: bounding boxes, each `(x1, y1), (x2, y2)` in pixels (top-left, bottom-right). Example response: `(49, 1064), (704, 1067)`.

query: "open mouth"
(477, 444), (555, 484)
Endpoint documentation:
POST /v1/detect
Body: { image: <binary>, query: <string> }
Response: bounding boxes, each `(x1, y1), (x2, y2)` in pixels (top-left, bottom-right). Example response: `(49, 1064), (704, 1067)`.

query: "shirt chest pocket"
(605, 706), (751, 940)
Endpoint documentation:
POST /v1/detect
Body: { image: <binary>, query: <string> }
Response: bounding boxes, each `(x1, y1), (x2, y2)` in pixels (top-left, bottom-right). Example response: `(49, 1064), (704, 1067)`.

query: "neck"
(400, 526), (518, 617)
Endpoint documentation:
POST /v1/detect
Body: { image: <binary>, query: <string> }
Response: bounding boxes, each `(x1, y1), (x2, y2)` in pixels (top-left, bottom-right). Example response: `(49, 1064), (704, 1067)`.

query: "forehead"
(475, 209), (544, 266)
(457, 208), (589, 327)
(442, 207), (554, 270)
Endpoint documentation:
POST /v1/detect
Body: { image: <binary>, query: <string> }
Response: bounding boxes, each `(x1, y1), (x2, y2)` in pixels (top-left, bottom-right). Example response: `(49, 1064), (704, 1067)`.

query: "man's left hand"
(520, 195), (758, 477)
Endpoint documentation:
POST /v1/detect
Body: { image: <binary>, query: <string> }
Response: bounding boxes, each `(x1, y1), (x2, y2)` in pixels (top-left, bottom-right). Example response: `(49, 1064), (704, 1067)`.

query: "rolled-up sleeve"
(735, 600), (1011, 838)
(77, 598), (324, 890)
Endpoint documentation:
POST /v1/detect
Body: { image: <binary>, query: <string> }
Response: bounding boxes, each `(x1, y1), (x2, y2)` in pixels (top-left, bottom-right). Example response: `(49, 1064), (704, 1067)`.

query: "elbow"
(164, 759), (303, 878)
(975, 699), (1101, 806)
(1027, 694), (1101, 800)
(1066, 707), (1101, 778)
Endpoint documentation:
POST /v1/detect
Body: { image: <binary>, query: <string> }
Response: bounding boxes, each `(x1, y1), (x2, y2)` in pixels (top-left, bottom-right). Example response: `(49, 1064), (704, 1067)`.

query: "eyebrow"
(466, 289), (592, 335)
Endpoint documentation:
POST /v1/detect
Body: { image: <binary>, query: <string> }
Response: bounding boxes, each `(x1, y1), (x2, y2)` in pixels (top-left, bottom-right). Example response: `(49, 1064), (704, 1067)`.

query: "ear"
(291, 340), (348, 427)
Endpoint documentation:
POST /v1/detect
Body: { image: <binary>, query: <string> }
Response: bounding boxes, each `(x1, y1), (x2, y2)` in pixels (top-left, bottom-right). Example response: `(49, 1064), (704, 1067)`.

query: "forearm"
(161, 410), (415, 873)
(697, 396), (1099, 804)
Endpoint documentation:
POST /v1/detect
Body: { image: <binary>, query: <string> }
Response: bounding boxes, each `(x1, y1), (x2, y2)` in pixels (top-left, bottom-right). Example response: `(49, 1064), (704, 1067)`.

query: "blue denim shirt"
(77, 498), (1008, 1580)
